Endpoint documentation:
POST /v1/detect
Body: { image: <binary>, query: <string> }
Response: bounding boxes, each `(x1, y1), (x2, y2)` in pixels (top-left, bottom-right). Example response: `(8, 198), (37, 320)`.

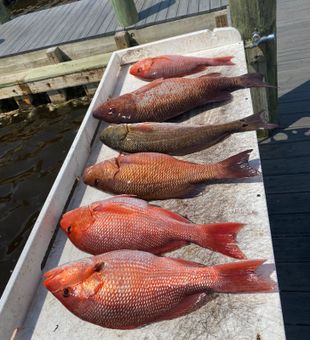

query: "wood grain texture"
(258, 0), (310, 337)
(0, 0), (227, 58)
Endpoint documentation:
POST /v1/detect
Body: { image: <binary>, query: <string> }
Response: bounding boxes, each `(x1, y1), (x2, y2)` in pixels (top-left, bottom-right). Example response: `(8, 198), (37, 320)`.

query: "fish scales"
(60, 196), (245, 258)
(100, 112), (277, 155)
(43, 250), (275, 329)
(92, 73), (273, 123)
(83, 151), (259, 200)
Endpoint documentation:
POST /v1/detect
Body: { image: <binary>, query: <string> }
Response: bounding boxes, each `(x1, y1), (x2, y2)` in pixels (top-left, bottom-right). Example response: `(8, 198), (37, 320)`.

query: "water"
(0, 102), (87, 294)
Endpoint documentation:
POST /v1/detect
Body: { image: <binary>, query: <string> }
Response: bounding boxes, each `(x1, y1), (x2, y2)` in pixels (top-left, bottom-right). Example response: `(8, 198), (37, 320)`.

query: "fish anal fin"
(152, 293), (208, 322)
(133, 78), (164, 95)
(205, 91), (232, 104)
(151, 240), (189, 255)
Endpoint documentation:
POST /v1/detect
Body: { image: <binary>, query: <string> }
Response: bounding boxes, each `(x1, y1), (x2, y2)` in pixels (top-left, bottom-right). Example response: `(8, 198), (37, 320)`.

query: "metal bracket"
(246, 31), (275, 48)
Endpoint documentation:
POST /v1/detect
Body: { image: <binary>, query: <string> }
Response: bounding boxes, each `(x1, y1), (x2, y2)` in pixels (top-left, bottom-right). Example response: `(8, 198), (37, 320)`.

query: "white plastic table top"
(0, 28), (285, 340)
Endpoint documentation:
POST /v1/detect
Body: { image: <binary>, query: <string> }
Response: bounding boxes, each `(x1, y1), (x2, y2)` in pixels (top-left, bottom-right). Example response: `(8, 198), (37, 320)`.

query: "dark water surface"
(0, 103), (86, 294)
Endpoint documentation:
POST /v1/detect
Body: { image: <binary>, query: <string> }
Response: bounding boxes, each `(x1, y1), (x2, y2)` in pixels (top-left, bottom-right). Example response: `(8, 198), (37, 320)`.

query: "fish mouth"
(43, 267), (66, 292)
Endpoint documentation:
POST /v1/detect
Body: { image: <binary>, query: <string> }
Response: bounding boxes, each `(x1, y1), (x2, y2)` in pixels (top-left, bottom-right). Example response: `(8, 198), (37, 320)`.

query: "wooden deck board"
(259, 0), (310, 337)
(0, 0), (227, 58)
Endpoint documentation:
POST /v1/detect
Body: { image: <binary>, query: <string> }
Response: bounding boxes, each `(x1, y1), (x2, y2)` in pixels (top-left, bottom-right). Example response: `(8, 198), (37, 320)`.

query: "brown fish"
(92, 73), (273, 123)
(60, 195), (245, 258)
(43, 250), (276, 329)
(129, 54), (234, 80)
(83, 150), (259, 200)
(100, 111), (277, 155)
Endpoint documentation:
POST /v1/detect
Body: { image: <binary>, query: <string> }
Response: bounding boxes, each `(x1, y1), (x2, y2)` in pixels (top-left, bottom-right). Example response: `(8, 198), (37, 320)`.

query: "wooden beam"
(228, 0), (277, 123)
(111, 0), (138, 27)
(0, 53), (111, 100)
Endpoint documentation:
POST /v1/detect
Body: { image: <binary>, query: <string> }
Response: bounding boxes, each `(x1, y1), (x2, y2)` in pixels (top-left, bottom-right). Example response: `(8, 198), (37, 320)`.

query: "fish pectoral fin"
(92, 202), (138, 215)
(132, 78), (164, 95)
(148, 205), (191, 223)
(198, 71), (222, 78)
(205, 91), (232, 104)
(151, 293), (209, 322)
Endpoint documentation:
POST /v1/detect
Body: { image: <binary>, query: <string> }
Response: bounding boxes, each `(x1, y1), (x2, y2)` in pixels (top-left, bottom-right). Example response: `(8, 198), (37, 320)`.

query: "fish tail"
(193, 222), (245, 259)
(238, 111), (278, 131)
(212, 149), (260, 179)
(204, 56), (234, 66)
(235, 73), (276, 89)
(210, 259), (276, 293)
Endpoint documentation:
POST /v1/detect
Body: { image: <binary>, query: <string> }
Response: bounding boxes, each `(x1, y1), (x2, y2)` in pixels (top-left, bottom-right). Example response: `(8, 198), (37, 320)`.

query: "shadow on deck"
(259, 80), (310, 340)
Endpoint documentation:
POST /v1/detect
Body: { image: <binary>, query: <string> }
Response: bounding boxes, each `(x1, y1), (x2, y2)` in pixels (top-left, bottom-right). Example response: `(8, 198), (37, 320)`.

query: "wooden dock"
(259, 0), (310, 339)
(0, 0), (228, 112)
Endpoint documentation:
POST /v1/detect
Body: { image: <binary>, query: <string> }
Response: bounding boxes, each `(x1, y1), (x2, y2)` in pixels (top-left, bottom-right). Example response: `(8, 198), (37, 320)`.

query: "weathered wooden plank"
(260, 128), (310, 145)
(277, 263), (310, 291)
(281, 292), (310, 325)
(261, 156), (310, 175)
(260, 141), (310, 160)
(187, 0), (200, 16)
(269, 213), (310, 236)
(267, 192), (310, 214)
(68, 0), (107, 41)
(84, 0), (111, 37)
(16, 7), (63, 53)
(0, 53), (111, 99)
(166, 0), (183, 21)
(199, 0), (211, 12)
(273, 236), (310, 262)
(264, 173), (310, 194)
(176, 0), (190, 17)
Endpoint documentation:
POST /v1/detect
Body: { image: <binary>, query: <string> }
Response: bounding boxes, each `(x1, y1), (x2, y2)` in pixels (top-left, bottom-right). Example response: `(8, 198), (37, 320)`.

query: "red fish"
(43, 250), (276, 329)
(92, 73), (274, 123)
(60, 195), (245, 259)
(129, 54), (234, 80)
(83, 150), (259, 200)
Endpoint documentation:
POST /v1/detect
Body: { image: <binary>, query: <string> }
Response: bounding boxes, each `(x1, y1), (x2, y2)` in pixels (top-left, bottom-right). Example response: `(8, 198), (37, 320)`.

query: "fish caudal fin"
(204, 56), (234, 66)
(211, 260), (276, 293)
(239, 111), (278, 131)
(236, 73), (276, 89)
(193, 223), (245, 259)
(214, 149), (259, 179)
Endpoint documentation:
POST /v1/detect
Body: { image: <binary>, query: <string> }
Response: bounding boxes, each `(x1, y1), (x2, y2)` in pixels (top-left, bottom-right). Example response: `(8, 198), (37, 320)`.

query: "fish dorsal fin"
(150, 56), (173, 63)
(133, 78), (164, 95)
(148, 205), (191, 224)
(103, 195), (148, 208)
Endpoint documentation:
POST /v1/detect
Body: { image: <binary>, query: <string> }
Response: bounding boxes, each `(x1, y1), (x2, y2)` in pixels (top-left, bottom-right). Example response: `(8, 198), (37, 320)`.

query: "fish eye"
(137, 67), (142, 73)
(63, 288), (70, 298)
(66, 226), (72, 234)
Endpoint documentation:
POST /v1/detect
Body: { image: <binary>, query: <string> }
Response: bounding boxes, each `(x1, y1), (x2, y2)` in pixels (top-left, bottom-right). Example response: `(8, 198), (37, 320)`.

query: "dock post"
(46, 47), (68, 103)
(110, 0), (139, 27)
(228, 0), (277, 123)
(0, 0), (10, 24)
